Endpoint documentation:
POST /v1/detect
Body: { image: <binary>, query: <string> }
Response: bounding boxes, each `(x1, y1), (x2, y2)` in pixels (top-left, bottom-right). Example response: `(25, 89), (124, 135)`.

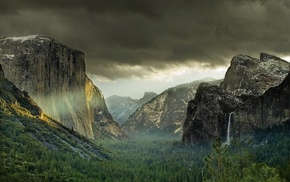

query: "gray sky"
(1, 0), (290, 98)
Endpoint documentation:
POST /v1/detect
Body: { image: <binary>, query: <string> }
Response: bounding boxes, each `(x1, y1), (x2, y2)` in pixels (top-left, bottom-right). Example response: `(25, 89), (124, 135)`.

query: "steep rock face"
(85, 78), (126, 138)
(0, 35), (125, 139)
(106, 92), (157, 125)
(221, 53), (290, 98)
(233, 73), (290, 137)
(0, 64), (109, 159)
(0, 63), (4, 77)
(0, 64), (43, 117)
(123, 78), (221, 136)
(182, 53), (290, 144)
(182, 83), (241, 143)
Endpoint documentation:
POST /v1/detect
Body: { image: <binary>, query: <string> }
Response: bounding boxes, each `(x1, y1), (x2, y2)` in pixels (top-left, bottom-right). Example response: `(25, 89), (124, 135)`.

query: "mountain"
(0, 63), (112, 180)
(122, 78), (221, 136)
(0, 63), (109, 160)
(0, 35), (125, 139)
(106, 92), (157, 125)
(182, 53), (290, 144)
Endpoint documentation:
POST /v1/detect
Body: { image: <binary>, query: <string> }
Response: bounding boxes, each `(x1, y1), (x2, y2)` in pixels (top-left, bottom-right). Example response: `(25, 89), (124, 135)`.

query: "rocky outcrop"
(123, 78), (221, 136)
(106, 92), (157, 125)
(221, 53), (290, 98)
(0, 35), (125, 139)
(182, 83), (241, 143)
(182, 53), (290, 144)
(233, 72), (290, 137)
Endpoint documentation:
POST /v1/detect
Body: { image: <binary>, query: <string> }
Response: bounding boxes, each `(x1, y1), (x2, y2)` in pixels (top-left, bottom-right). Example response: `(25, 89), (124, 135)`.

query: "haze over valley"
(1, 1), (290, 181)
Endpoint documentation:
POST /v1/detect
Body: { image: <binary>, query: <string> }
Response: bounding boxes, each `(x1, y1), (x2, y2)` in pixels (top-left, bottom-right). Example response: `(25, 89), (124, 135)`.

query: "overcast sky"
(1, 0), (290, 98)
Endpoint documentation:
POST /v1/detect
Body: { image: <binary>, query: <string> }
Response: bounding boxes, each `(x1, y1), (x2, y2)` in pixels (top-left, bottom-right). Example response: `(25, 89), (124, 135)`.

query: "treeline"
(1, 110), (290, 181)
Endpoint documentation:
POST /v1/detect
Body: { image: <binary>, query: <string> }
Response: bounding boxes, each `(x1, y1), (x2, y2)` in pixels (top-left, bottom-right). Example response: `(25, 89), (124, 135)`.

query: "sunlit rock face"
(0, 35), (125, 139)
(182, 53), (290, 144)
(0, 63), (43, 117)
(123, 78), (221, 136)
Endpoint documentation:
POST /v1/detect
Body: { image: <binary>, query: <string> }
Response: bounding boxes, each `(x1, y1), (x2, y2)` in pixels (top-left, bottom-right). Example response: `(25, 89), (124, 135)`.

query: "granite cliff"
(182, 53), (290, 144)
(123, 78), (221, 136)
(0, 35), (125, 139)
(182, 83), (241, 143)
(233, 72), (290, 137)
(221, 53), (290, 98)
(0, 64), (109, 159)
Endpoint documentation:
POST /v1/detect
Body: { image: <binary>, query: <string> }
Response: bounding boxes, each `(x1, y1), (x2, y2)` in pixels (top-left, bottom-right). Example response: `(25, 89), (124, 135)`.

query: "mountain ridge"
(123, 78), (222, 136)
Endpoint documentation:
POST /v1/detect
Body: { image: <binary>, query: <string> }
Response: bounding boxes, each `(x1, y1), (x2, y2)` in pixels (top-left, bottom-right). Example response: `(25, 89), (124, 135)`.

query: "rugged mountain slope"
(0, 35), (125, 139)
(106, 92), (157, 125)
(182, 53), (290, 144)
(0, 64), (109, 160)
(123, 78), (221, 136)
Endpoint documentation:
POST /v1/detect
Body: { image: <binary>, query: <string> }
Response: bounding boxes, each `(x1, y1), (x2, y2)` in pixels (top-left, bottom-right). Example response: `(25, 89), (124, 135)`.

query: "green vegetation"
(99, 136), (207, 181)
(202, 139), (284, 182)
(1, 78), (290, 181)
(2, 121), (290, 182)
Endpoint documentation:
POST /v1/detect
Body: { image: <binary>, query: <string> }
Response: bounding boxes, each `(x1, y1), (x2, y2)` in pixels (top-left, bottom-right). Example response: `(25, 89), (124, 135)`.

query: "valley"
(1, 35), (290, 181)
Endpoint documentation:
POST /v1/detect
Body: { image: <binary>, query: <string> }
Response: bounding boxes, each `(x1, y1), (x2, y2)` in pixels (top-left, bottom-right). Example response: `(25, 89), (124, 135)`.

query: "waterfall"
(226, 112), (234, 145)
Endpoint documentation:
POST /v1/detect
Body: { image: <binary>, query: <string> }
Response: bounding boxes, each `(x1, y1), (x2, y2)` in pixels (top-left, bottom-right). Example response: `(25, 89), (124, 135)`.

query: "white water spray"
(226, 112), (234, 145)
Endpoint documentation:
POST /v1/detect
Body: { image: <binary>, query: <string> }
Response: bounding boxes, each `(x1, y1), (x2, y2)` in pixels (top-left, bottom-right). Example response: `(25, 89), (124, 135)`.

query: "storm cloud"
(1, 0), (290, 80)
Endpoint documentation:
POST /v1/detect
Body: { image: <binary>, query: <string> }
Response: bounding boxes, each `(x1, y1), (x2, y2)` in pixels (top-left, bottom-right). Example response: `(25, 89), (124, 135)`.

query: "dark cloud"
(1, 0), (290, 80)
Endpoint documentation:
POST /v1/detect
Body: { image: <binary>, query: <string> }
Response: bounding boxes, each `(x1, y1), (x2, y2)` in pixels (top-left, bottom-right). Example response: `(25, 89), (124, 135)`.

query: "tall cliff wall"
(182, 53), (290, 144)
(0, 35), (125, 139)
(233, 73), (290, 137)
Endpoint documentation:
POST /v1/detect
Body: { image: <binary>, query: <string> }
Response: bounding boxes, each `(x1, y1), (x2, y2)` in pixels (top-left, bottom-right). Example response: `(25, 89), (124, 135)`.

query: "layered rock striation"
(0, 35), (125, 139)
(182, 53), (290, 144)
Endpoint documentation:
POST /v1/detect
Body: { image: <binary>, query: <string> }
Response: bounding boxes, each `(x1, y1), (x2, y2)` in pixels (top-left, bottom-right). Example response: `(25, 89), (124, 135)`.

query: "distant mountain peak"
(106, 92), (157, 125)
(122, 78), (222, 136)
(199, 77), (216, 82)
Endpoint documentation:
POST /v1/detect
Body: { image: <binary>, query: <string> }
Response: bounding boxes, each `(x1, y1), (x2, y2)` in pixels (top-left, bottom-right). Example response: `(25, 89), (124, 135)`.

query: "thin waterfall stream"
(226, 112), (234, 145)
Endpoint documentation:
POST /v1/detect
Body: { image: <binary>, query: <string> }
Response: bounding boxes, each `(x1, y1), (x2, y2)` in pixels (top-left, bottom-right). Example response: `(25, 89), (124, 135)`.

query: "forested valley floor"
(1, 117), (290, 182)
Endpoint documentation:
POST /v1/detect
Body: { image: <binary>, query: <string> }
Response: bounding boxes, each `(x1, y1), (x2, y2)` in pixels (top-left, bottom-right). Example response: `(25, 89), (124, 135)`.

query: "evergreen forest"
(1, 107), (290, 182)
